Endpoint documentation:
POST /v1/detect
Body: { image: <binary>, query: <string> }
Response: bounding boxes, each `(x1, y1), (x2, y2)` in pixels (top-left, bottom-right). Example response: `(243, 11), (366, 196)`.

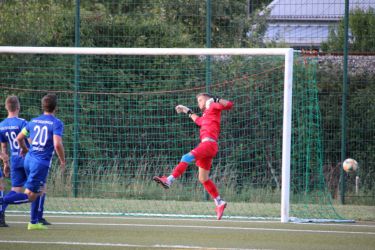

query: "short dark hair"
(5, 95), (20, 112)
(196, 92), (212, 99)
(42, 94), (57, 113)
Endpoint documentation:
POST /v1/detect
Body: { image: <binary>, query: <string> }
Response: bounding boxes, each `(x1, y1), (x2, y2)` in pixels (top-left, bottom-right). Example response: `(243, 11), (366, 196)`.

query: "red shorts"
(190, 141), (218, 170)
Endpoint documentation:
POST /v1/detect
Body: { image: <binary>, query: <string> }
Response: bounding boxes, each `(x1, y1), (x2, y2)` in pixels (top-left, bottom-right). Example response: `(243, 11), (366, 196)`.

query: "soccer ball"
(342, 158), (358, 173)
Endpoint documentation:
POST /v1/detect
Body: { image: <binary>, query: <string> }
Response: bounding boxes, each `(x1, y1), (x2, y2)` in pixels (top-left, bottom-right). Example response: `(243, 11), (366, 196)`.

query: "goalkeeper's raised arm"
(175, 94), (233, 124)
(154, 92), (233, 220)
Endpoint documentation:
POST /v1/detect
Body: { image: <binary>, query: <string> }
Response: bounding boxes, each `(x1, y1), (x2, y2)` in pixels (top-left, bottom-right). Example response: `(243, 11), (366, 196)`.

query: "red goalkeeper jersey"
(194, 101), (233, 141)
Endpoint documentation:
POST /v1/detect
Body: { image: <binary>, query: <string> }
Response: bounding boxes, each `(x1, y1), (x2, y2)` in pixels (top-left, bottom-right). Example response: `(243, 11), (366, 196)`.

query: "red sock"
(202, 179), (219, 199)
(172, 162), (189, 178)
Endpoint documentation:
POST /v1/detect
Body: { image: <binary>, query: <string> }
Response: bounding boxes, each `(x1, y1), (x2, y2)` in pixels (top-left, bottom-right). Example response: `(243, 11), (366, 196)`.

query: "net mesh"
(0, 51), (343, 220)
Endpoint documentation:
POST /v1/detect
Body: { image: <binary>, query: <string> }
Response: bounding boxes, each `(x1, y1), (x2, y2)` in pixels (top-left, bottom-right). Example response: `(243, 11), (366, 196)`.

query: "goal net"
(0, 47), (345, 222)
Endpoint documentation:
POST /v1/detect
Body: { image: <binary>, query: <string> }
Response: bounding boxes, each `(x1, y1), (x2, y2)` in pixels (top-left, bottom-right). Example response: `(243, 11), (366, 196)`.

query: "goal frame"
(0, 46), (293, 222)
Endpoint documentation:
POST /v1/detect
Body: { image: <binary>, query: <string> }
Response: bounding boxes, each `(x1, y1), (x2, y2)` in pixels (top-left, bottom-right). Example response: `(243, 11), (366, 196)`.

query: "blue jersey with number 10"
(0, 117), (29, 168)
(22, 114), (64, 164)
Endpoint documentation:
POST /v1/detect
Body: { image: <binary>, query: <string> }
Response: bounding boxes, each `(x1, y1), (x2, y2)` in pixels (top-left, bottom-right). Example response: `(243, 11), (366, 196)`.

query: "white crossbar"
(0, 46), (291, 56)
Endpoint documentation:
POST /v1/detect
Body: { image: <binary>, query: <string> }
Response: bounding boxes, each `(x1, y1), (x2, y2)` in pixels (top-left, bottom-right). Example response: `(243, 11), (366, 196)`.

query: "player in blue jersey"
(3, 94), (65, 230)
(0, 96), (51, 227)
(0, 96), (28, 227)
(0, 151), (9, 227)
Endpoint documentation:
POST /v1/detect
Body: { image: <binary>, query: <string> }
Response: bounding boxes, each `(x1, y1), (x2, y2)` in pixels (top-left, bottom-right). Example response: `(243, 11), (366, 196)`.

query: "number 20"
(32, 125), (48, 146)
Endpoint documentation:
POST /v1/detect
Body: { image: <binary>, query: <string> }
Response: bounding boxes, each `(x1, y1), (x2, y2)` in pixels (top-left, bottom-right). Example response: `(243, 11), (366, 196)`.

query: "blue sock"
(3, 191), (29, 205)
(30, 196), (40, 224)
(37, 194), (46, 220)
(2, 191), (16, 211)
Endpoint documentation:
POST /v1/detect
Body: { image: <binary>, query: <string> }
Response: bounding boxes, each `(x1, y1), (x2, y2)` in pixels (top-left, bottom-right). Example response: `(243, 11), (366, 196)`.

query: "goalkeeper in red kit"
(153, 93), (233, 220)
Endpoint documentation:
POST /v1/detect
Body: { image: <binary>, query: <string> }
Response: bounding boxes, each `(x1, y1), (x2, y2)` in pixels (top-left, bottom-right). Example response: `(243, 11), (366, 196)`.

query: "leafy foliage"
(322, 8), (375, 52)
(0, 0), (373, 206)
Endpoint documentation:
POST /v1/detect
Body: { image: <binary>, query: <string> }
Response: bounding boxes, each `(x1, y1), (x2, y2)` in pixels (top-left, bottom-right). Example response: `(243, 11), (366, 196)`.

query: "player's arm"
(207, 96), (233, 110)
(189, 113), (200, 123)
(0, 151), (9, 176)
(0, 151), (9, 162)
(0, 144), (10, 177)
(175, 105), (201, 124)
(21, 120), (32, 145)
(1, 141), (9, 161)
(217, 98), (233, 109)
(16, 129), (29, 157)
(1, 142), (9, 163)
(53, 135), (66, 171)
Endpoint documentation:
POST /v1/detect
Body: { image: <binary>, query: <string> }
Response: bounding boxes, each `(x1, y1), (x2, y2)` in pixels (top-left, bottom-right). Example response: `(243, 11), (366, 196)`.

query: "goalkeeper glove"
(205, 95), (220, 109)
(205, 98), (214, 109)
(175, 105), (194, 117)
(187, 109), (194, 118)
(212, 96), (220, 103)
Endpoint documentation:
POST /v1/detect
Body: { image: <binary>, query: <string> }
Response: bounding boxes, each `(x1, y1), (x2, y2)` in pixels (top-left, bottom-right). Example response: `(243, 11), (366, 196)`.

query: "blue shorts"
(11, 167), (27, 187)
(10, 157), (26, 187)
(24, 155), (51, 193)
(0, 168), (3, 178)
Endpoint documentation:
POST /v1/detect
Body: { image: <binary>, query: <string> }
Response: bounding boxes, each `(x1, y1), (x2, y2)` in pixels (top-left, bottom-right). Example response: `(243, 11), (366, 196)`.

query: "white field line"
(7, 210), (274, 221)
(7, 221), (375, 235)
(7, 214), (373, 228)
(6, 214), (279, 223)
(293, 222), (375, 228)
(0, 240), (264, 250)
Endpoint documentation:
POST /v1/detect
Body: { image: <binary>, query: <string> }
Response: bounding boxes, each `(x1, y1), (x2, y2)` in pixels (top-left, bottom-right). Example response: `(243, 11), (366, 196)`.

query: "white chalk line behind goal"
(6, 220), (375, 235)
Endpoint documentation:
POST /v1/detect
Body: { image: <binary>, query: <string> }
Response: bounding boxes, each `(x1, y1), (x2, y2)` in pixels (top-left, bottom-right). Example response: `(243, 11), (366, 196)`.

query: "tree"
(322, 8), (375, 52)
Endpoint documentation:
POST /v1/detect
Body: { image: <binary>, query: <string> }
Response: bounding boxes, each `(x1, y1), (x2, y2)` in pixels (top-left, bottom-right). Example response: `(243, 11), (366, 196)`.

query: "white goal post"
(0, 46), (294, 223)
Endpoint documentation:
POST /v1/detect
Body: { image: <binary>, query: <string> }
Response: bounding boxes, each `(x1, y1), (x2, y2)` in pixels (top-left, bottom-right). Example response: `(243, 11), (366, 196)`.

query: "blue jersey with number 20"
(22, 114), (64, 164)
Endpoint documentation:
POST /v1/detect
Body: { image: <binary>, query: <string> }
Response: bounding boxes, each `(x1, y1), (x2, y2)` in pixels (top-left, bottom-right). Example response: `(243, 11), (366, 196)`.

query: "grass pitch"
(0, 214), (374, 250)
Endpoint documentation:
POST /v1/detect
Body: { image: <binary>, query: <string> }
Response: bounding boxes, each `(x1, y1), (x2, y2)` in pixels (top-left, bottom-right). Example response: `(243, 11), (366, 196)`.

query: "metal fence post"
(73, 0), (81, 198)
(205, 0), (212, 93)
(340, 0), (350, 205)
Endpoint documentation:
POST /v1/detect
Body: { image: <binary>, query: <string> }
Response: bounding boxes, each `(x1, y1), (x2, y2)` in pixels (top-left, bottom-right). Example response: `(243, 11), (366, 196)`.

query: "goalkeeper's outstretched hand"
(175, 105), (191, 114)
